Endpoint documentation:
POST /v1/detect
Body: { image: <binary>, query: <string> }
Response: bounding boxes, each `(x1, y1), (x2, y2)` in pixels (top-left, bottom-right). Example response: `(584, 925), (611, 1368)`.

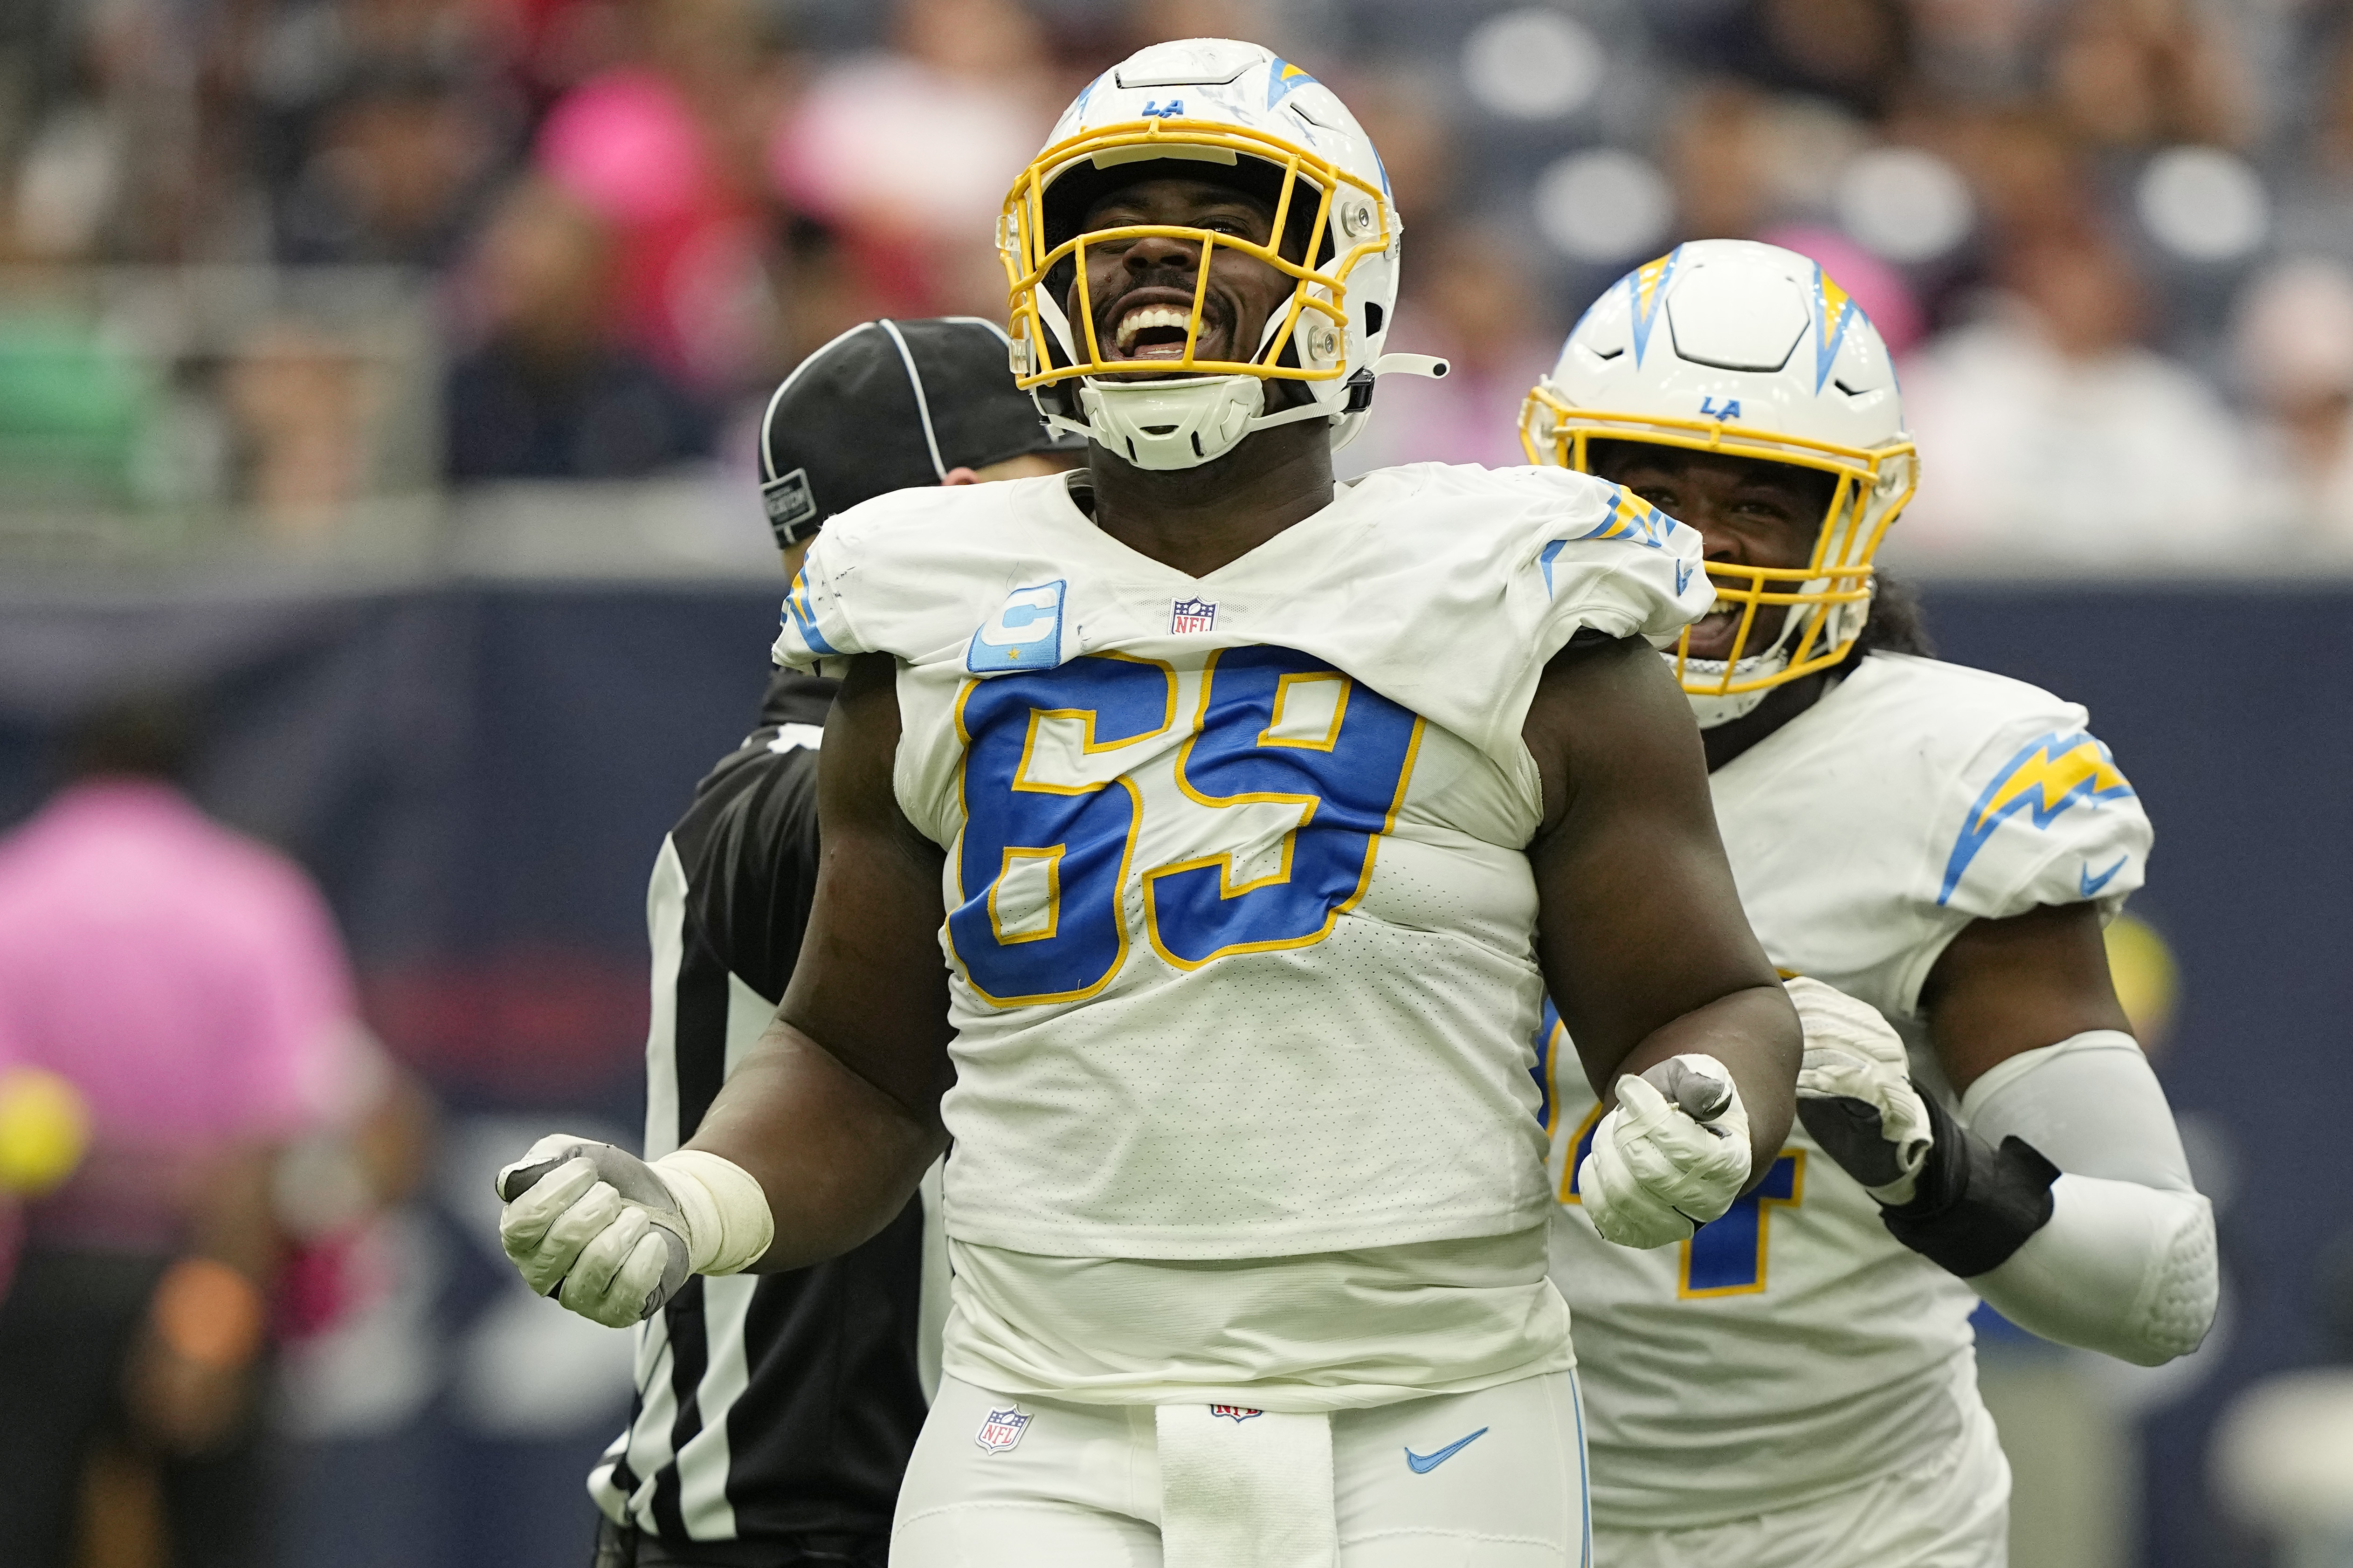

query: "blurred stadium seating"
(2, 0), (2353, 562)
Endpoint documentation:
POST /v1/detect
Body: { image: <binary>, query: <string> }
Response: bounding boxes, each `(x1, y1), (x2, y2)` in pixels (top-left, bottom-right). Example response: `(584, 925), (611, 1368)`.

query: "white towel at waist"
(1156, 1402), (1336, 1568)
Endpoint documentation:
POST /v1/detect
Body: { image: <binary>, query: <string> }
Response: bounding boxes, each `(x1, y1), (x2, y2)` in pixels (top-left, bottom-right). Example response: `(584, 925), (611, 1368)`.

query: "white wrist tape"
(1958, 1030), (2215, 1364)
(1970, 1175), (2215, 1365)
(654, 1150), (775, 1276)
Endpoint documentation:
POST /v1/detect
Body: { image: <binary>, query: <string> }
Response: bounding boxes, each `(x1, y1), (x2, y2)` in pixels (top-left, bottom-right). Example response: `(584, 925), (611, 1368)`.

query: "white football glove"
(1577, 1054), (1753, 1249)
(1787, 975), (1934, 1207)
(495, 1135), (773, 1328)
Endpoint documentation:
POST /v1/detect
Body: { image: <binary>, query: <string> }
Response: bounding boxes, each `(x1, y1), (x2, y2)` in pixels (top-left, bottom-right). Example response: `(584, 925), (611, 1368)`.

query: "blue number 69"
(947, 653), (1177, 1007)
(946, 646), (1422, 1004)
(1144, 646), (1422, 968)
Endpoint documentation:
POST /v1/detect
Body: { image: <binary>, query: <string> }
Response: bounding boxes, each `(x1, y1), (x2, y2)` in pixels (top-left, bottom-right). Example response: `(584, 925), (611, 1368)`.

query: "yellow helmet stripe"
(1813, 265), (1857, 392)
(1629, 248), (1679, 368)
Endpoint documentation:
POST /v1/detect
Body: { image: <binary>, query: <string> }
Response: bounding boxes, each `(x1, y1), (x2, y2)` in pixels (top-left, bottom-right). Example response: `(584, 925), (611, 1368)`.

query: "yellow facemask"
(999, 117), (1391, 395)
(1518, 392), (1920, 699)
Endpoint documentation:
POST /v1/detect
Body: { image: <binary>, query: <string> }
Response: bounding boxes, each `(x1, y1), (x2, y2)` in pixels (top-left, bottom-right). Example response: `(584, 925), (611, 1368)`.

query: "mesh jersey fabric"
(770, 460), (1707, 1405)
(772, 461), (1711, 1262)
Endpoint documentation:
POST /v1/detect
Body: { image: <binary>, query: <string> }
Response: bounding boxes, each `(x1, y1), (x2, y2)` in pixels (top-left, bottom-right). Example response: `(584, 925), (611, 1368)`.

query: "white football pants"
(1592, 1395), (2009, 1568)
(892, 1370), (1593, 1567)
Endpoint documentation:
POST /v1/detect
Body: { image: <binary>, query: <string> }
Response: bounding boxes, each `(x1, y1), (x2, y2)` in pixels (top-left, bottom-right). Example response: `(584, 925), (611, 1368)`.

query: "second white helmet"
(1523, 240), (1918, 723)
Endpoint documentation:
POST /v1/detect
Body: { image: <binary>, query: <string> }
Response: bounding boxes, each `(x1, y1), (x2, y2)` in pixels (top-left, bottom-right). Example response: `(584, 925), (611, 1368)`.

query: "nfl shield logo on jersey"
(975, 1405), (1032, 1453)
(1171, 596), (1217, 634)
(1210, 1404), (1262, 1422)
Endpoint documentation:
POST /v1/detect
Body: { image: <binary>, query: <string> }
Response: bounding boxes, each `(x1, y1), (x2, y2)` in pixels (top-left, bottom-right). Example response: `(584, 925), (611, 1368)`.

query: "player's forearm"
(685, 1021), (945, 1272)
(1607, 982), (1800, 1186)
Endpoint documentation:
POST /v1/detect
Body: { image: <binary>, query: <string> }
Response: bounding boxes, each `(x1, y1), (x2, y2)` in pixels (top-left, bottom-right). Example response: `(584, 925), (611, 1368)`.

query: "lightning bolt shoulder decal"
(1576, 484), (1676, 549)
(781, 566), (839, 656)
(1538, 488), (1680, 595)
(1938, 731), (2135, 906)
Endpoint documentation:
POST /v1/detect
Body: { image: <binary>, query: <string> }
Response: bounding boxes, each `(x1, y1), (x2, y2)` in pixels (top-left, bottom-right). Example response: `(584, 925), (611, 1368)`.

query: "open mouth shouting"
(1098, 287), (1231, 367)
(1685, 602), (1786, 664)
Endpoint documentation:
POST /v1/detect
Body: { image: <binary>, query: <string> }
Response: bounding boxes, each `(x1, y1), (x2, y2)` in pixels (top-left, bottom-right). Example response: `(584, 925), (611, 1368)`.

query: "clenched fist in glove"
(1578, 1054), (1753, 1249)
(496, 1135), (775, 1327)
(1787, 975), (1934, 1205)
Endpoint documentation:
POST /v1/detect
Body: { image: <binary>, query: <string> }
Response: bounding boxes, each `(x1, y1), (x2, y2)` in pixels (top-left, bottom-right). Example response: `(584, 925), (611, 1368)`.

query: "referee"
(589, 318), (1083, 1568)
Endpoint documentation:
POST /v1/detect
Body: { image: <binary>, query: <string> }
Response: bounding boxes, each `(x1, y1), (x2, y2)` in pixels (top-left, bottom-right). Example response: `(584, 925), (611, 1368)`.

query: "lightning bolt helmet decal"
(1813, 264), (1859, 392)
(1628, 248), (1681, 368)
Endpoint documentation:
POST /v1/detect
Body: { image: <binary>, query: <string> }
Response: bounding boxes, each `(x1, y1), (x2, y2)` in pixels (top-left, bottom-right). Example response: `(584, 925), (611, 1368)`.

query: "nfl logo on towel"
(1171, 597), (1217, 635)
(975, 1405), (1032, 1453)
(1209, 1405), (1262, 1422)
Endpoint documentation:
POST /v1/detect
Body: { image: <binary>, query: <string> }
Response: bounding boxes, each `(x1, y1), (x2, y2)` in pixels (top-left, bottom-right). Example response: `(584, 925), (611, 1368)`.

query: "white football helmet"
(1522, 240), (1919, 725)
(999, 38), (1446, 471)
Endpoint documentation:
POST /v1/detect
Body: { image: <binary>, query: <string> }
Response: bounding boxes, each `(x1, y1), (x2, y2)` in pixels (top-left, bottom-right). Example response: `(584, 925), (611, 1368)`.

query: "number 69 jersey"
(1543, 651), (2156, 1529)
(775, 462), (1711, 1263)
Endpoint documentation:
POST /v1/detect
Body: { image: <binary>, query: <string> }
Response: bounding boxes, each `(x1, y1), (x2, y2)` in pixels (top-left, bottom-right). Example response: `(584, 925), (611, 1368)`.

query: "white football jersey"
(774, 461), (1710, 1262)
(1545, 651), (2153, 1527)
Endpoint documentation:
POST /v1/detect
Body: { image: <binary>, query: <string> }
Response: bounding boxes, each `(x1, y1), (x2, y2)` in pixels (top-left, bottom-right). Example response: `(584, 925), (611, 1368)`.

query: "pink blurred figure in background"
(769, 0), (1059, 316)
(1341, 224), (1560, 475)
(532, 0), (790, 394)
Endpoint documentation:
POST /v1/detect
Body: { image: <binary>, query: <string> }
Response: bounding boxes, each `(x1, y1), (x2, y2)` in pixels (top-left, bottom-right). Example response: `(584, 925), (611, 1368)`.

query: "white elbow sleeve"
(1970, 1174), (2215, 1365)
(1960, 1030), (2194, 1192)
(1959, 1030), (2216, 1364)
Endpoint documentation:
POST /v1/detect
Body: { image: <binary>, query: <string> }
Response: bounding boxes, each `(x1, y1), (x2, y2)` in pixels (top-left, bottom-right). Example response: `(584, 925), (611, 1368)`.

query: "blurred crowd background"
(3, 0), (2353, 567)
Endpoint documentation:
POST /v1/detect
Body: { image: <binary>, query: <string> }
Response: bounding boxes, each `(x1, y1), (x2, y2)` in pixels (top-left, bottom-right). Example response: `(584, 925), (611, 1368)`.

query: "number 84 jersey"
(774, 463), (1711, 1264)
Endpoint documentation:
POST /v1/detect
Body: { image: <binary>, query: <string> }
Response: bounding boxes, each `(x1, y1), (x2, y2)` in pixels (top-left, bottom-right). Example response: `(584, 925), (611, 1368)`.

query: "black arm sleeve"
(1878, 1093), (2060, 1279)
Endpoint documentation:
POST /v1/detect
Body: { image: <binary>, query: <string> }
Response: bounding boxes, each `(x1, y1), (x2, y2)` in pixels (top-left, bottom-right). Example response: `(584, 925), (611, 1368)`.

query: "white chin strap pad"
(1677, 591), (1835, 728)
(1072, 354), (1456, 474)
(1960, 1031), (2217, 1365)
(1080, 375), (1266, 470)
(1678, 650), (1788, 728)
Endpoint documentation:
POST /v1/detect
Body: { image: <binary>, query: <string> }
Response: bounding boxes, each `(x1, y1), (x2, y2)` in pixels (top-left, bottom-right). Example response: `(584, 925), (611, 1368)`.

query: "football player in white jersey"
(1519, 239), (2219, 1568)
(490, 41), (1807, 1568)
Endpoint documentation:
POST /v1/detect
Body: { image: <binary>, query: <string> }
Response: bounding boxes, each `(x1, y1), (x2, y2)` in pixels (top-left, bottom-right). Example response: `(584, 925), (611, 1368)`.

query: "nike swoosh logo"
(1404, 1426), (1489, 1474)
(2080, 855), (2127, 898)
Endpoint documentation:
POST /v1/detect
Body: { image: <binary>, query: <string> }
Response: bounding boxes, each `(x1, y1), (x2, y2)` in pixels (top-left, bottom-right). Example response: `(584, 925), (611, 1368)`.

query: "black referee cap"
(757, 316), (1083, 546)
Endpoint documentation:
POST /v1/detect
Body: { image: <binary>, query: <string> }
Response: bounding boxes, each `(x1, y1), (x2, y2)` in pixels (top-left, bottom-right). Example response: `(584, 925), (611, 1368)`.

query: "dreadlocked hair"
(1854, 573), (1934, 659)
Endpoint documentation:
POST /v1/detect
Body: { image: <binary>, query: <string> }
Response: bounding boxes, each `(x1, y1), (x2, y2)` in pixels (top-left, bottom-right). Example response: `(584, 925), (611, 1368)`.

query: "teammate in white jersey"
(491, 42), (1804, 1568)
(1519, 239), (2219, 1567)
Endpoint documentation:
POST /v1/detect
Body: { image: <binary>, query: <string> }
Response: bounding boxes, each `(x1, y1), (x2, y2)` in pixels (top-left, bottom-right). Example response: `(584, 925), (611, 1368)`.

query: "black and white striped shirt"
(590, 669), (947, 1557)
